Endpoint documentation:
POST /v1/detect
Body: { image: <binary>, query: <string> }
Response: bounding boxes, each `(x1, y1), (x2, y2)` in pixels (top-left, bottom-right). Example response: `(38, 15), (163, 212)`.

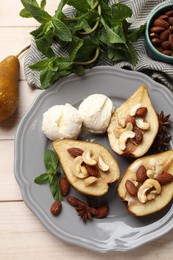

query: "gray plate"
(14, 66), (173, 253)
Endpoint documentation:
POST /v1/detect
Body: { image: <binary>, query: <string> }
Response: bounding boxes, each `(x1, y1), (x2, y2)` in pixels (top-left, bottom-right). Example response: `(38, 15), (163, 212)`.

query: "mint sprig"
(34, 150), (63, 201)
(20, 0), (146, 89)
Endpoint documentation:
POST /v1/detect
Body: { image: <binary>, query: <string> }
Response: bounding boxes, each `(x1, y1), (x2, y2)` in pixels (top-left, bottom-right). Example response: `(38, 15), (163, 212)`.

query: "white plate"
(14, 66), (173, 252)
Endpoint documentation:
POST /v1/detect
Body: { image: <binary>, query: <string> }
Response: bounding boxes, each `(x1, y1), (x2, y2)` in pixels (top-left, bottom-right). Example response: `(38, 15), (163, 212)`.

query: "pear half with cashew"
(107, 85), (159, 157)
(52, 139), (120, 196)
(118, 151), (173, 216)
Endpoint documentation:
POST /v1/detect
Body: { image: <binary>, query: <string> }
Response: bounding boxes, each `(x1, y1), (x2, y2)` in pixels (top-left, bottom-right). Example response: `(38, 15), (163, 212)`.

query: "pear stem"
(16, 45), (30, 58)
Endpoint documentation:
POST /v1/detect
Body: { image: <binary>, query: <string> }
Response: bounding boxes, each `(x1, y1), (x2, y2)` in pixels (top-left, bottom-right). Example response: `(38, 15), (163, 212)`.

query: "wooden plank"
(0, 140), (23, 200)
(0, 201), (173, 260)
(0, 81), (41, 140)
(0, 27), (33, 60)
(0, 0), (61, 27)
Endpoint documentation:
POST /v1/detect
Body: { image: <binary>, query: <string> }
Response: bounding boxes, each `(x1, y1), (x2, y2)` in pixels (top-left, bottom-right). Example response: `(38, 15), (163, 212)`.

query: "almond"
(133, 127), (143, 144)
(169, 34), (173, 50)
(136, 107), (148, 117)
(158, 15), (168, 20)
(156, 171), (173, 185)
(151, 38), (161, 46)
(66, 195), (81, 207)
(59, 177), (70, 196)
(162, 50), (172, 56)
(67, 147), (84, 157)
(150, 26), (165, 34)
(84, 164), (99, 177)
(162, 40), (171, 50)
(160, 29), (170, 42)
(136, 165), (147, 182)
(168, 17), (173, 25)
(165, 10), (173, 17)
(94, 205), (109, 219)
(153, 19), (169, 29)
(125, 180), (138, 196)
(50, 200), (62, 216)
(126, 116), (136, 125)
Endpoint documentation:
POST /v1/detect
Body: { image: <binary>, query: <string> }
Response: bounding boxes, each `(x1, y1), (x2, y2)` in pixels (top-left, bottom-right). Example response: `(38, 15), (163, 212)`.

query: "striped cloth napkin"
(24, 0), (173, 91)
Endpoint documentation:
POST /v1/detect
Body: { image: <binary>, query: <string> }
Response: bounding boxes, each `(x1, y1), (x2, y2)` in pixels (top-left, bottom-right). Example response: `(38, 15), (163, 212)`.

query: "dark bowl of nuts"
(145, 3), (173, 64)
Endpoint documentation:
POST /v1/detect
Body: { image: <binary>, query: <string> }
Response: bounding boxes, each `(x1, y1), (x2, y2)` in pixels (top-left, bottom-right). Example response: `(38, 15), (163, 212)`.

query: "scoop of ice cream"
(42, 104), (82, 140)
(78, 94), (114, 133)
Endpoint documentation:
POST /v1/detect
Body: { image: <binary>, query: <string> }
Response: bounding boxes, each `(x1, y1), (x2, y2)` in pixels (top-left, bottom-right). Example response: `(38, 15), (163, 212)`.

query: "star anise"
(158, 110), (173, 134)
(75, 203), (93, 222)
(66, 195), (109, 222)
(153, 132), (172, 152)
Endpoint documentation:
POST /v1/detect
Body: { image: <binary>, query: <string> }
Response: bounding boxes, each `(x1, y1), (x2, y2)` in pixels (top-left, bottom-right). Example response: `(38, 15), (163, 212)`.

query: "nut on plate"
(118, 150), (173, 216)
(52, 139), (120, 196)
(107, 85), (159, 157)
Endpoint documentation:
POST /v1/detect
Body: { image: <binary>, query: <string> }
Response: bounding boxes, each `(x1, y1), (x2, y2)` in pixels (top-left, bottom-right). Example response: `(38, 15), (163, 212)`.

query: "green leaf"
(101, 18), (125, 44)
(52, 57), (73, 71)
(111, 3), (132, 24)
(44, 150), (59, 173)
(128, 24), (146, 42)
(40, 68), (54, 89)
(52, 17), (72, 42)
(69, 36), (83, 61)
(126, 43), (138, 66)
(34, 173), (49, 184)
(49, 175), (63, 201)
(54, 0), (69, 19)
(20, 8), (33, 18)
(31, 22), (54, 57)
(29, 59), (50, 71)
(67, 0), (91, 12)
(40, 0), (46, 10)
(21, 0), (51, 23)
(73, 65), (85, 76)
(50, 70), (71, 84)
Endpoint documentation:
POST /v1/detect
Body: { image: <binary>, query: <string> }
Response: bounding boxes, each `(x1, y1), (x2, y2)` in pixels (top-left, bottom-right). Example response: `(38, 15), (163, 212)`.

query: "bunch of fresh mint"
(20, 0), (145, 89)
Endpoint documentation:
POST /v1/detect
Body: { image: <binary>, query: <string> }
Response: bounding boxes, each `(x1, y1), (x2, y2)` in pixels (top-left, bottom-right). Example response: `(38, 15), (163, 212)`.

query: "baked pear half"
(107, 84), (159, 157)
(118, 150), (173, 216)
(52, 139), (120, 196)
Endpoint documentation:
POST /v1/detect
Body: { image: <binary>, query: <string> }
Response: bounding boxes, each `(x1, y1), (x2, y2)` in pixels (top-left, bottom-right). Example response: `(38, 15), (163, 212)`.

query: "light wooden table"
(0, 1), (172, 259)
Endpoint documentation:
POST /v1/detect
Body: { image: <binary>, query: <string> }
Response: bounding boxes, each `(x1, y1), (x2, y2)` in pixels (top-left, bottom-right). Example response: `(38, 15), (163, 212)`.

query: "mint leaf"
(20, 8), (33, 18)
(54, 0), (69, 19)
(21, 0), (145, 88)
(44, 150), (59, 173)
(67, 0), (91, 12)
(128, 24), (146, 42)
(34, 150), (62, 201)
(69, 36), (83, 60)
(21, 0), (51, 23)
(101, 18), (125, 44)
(40, 68), (53, 89)
(49, 175), (63, 201)
(40, 0), (46, 10)
(34, 173), (49, 184)
(29, 59), (50, 71)
(52, 17), (72, 42)
(112, 3), (132, 24)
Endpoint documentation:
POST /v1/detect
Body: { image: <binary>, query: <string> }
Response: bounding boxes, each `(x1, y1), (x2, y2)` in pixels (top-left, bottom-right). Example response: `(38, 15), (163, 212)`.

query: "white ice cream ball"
(78, 94), (114, 133)
(42, 103), (82, 140)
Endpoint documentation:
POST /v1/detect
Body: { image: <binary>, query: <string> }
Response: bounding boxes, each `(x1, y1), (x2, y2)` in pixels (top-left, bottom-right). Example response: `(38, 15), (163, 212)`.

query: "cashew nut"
(130, 103), (142, 116)
(137, 179), (161, 203)
(118, 130), (136, 150)
(82, 149), (97, 166)
(84, 176), (98, 186)
(97, 156), (109, 172)
(114, 122), (133, 138)
(72, 156), (89, 179)
(135, 118), (150, 130)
